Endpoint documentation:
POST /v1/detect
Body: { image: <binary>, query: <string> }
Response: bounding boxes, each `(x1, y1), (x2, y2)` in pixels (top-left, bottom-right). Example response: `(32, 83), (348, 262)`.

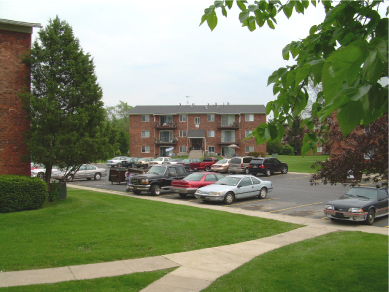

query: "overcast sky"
(1, 1), (326, 108)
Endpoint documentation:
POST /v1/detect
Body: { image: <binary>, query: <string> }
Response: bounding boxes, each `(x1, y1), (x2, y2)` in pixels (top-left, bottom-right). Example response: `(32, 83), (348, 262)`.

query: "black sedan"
(324, 187), (389, 225)
(248, 157), (288, 177)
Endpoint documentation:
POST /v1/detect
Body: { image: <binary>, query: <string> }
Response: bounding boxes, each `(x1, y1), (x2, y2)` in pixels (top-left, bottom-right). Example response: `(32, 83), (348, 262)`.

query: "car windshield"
(154, 158), (163, 161)
(215, 176), (241, 186)
(184, 173), (204, 181)
(345, 188), (377, 200)
(218, 159), (228, 164)
(112, 157), (121, 160)
(148, 166), (166, 175)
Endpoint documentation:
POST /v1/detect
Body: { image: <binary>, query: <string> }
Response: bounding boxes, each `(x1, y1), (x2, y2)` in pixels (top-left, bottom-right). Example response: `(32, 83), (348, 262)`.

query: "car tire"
(224, 192), (235, 205)
(66, 174), (74, 182)
(365, 209), (375, 225)
(133, 190), (141, 195)
(150, 185), (161, 196)
(179, 193), (187, 198)
(205, 166), (210, 171)
(281, 167), (288, 174)
(94, 173), (101, 181)
(37, 172), (44, 179)
(244, 168), (250, 174)
(265, 169), (271, 177)
(258, 187), (268, 199)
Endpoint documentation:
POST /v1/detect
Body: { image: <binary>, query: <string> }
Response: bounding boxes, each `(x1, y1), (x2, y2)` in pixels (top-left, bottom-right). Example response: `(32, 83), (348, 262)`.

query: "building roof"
(129, 104), (266, 115)
(0, 19), (42, 34)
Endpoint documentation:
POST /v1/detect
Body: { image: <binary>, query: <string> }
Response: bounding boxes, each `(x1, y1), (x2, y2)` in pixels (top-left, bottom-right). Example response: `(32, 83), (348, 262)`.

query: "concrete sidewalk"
(1, 185), (387, 290)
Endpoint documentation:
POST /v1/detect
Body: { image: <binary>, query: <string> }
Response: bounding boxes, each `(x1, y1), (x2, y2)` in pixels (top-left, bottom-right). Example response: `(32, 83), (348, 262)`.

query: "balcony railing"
(217, 141), (239, 145)
(154, 138), (178, 145)
(155, 123), (177, 129)
(217, 121), (240, 129)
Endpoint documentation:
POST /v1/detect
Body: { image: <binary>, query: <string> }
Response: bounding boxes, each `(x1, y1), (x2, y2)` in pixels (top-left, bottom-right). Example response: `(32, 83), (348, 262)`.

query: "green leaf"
(204, 6), (215, 15)
(295, 64), (311, 88)
(282, 44), (291, 60)
(199, 14), (208, 26)
(302, 0), (310, 9)
(239, 11), (250, 23)
(247, 4), (257, 12)
(222, 6), (228, 17)
(267, 70), (278, 85)
(225, 0), (233, 9)
(214, 1), (223, 8)
(267, 19), (275, 29)
(283, 3), (294, 18)
(207, 11), (218, 31)
(237, 0), (247, 11)
(247, 16), (257, 31)
(295, 1), (305, 13)
(337, 101), (365, 137)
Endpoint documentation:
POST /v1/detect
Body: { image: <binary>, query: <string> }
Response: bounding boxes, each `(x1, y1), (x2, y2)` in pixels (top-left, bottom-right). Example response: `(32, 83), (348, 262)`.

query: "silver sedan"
(194, 174), (273, 204)
(52, 164), (108, 181)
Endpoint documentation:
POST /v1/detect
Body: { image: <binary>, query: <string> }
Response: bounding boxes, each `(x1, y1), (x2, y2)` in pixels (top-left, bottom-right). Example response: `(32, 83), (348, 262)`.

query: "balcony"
(217, 121), (240, 129)
(217, 142), (239, 146)
(155, 123), (177, 130)
(154, 138), (178, 145)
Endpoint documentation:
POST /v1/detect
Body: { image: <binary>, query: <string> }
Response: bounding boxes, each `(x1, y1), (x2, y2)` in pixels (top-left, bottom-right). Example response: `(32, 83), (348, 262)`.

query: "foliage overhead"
(21, 16), (118, 188)
(200, 0), (388, 154)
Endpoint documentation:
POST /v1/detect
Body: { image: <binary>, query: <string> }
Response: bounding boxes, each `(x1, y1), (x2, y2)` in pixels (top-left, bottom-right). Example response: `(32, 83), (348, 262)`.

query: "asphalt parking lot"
(69, 164), (389, 228)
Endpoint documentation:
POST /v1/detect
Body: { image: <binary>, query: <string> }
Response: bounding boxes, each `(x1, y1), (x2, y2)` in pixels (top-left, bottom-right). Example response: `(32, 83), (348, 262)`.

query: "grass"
(0, 189), (300, 272)
(277, 154), (329, 173)
(203, 231), (388, 292)
(0, 269), (176, 292)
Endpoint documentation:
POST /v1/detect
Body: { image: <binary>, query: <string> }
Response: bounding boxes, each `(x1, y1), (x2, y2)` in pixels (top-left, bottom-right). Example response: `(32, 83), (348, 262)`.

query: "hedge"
(0, 175), (48, 213)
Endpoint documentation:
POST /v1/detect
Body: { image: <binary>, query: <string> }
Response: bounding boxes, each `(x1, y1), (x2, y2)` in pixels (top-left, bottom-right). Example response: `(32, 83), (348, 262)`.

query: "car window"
(185, 173), (203, 181)
(168, 167), (177, 175)
(205, 174), (216, 182)
(216, 176), (240, 186)
(243, 157), (252, 163)
(273, 159), (281, 164)
(176, 166), (186, 175)
(216, 174), (224, 180)
(251, 177), (261, 184)
(148, 166), (166, 174)
(87, 165), (95, 170)
(239, 177), (252, 187)
(79, 165), (87, 170)
(378, 190), (388, 200)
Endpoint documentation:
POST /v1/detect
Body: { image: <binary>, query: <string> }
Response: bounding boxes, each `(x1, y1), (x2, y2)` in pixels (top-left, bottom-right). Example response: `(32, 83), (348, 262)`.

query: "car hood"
(326, 198), (374, 208)
(197, 184), (233, 193)
(131, 173), (165, 179)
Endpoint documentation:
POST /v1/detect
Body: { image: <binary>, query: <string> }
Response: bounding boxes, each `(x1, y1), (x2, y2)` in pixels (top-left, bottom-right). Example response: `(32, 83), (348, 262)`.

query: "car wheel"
(94, 173), (101, 180)
(37, 172), (44, 179)
(258, 187), (268, 199)
(265, 169), (271, 177)
(281, 167), (288, 174)
(205, 166), (211, 171)
(150, 185), (161, 196)
(66, 174), (74, 182)
(179, 193), (187, 198)
(365, 209), (375, 225)
(224, 192), (235, 205)
(244, 168), (250, 174)
(133, 190), (141, 195)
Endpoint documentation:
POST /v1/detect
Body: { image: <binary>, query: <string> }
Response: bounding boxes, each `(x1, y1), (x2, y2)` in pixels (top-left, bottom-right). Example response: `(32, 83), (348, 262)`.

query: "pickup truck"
(189, 157), (219, 172)
(127, 164), (187, 195)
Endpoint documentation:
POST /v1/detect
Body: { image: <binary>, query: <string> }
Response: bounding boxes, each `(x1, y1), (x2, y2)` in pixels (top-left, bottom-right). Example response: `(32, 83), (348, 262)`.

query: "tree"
(21, 16), (117, 191)
(286, 115), (304, 155)
(310, 114), (388, 187)
(200, 0), (388, 154)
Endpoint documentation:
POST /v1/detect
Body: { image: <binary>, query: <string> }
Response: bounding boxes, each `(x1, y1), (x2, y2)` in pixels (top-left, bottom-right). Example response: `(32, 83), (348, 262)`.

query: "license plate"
(335, 212), (344, 218)
(175, 189), (180, 192)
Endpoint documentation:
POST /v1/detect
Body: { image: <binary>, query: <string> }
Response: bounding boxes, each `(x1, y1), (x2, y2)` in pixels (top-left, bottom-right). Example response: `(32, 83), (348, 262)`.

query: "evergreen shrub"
(280, 144), (295, 155)
(0, 175), (48, 213)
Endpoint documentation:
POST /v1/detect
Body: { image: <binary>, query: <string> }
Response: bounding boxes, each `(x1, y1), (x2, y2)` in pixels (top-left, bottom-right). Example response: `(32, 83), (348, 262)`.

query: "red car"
(170, 172), (224, 198)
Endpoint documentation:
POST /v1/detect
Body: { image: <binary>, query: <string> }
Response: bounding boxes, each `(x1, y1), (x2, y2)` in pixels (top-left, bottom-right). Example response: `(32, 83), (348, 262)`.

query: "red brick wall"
(0, 29), (31, 175)
(129, 112), (267, 157)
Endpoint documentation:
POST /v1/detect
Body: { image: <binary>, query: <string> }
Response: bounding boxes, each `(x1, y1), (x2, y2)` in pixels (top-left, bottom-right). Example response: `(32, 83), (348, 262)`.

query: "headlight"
(195, 190), (202, 194)
(209, 192), (221, 196)
(141, 179), (149, 184)
(325, 205), (334, 210)
(348, 207), (363, 213)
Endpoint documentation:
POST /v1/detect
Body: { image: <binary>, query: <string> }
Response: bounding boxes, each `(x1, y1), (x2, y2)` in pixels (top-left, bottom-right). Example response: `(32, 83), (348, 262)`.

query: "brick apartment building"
(128, 104), (267, 157)
(0, 19), (41, 176)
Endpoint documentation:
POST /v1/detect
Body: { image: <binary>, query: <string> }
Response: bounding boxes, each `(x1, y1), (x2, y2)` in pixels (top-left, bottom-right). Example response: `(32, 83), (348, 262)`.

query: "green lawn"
(204, 231), (388, 292)
(276, 154), (329, 173)
(0, 189), (299, 272)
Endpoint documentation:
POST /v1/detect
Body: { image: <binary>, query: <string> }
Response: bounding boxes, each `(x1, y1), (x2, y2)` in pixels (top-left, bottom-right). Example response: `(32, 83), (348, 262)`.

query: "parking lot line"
(227, 198), (280, 207)
(269, 202), (323, 213)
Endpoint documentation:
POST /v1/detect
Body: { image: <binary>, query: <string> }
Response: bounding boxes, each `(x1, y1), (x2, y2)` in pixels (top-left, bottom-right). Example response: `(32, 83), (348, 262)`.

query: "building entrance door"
(191, 139), (202, 150)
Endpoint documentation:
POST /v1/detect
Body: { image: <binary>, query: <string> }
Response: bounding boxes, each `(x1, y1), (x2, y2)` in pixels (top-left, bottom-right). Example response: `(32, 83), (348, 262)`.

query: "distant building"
(0, 19), (41, 175)
(128, 104), (267, 157)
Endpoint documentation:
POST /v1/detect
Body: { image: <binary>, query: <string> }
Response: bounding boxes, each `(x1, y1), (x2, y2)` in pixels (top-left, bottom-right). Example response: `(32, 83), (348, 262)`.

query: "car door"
(235, 177), (255, 199)
(376, 189), (389, 216)
(85, 165), (96, 179)
(272, 158), (283, 172)
(75, 164), (87, 179)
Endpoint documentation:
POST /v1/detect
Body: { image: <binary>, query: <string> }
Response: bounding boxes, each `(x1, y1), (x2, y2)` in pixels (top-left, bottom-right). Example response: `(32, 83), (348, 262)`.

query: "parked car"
(149, 157), (172, 166)
(170, 172), (224, 198)
(31, 166), (60, 179)
(176, 158), (202, 171)
(52, 164), (108, 181)
(190, 157), (219, 171)
(31, 163), (44, 170)
(248, 157), (288, 176)
(228, 156), (253, 174)
(211, 159), (231, 173)
(121, 157), (140, 168)
(324, 186), (389, 225)
(195, 174), (273, 204)
(168, 159), (184, 164)
(133, 157), (154, 169)
(106, 156), (131, 167)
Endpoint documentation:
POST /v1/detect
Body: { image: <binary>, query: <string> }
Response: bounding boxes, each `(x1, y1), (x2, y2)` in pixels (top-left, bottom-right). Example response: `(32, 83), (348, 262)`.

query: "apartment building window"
(245, 146), (254, 153)
(141, 115), (150, 122)
(195, 117), (200, 125)
(179, 114), (187, 122)
(180, 130), (187, 137)
(245, 130), (252, 137)
(142, 146), (150, 153)
(245, 114), (254, 121)
(180, 146), (187, 153)
(221, 130), (235, 143)
(160, 115), (173, 125)
(208, 146), (215, 153)
(208, 130), (215, 137)
(207, 114), (215, 122)
(221, 115), (235, 127)
(141, 130), (150, 138)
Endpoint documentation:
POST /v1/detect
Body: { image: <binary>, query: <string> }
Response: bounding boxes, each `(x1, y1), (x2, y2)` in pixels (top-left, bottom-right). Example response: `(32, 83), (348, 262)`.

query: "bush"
(280, 144), (295, 155)
(266, 140), (282, 154)
(0, 175), (48, 213)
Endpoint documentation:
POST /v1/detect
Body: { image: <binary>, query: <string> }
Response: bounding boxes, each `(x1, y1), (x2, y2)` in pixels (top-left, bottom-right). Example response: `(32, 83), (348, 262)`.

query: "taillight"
(241, 163), (244, 168)
(259, 165), (265, 169)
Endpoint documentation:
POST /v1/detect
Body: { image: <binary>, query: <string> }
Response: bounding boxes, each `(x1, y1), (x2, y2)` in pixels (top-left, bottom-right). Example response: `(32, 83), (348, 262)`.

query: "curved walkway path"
(1, 185), (387, 291)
